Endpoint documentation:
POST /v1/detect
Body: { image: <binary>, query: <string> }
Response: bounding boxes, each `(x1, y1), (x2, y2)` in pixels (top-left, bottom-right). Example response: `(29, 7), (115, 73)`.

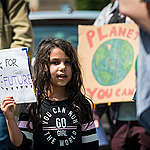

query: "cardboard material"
(0, 47), (36, 104)
(78, 23), (139, 104)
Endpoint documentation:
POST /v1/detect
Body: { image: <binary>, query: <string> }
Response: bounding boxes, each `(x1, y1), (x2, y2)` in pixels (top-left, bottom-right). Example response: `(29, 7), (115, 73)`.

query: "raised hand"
(1, 97), (15, 121)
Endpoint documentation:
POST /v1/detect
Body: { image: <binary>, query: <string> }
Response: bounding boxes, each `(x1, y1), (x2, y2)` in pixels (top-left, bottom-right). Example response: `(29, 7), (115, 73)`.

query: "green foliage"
(75, 0), (111, 10)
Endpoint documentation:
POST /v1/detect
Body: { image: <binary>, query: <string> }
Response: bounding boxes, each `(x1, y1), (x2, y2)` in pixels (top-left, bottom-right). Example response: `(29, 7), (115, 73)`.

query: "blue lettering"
(17, 75), (23, 85)
(3, 76), (8, 86)
(27, 74), (32, 84)
(23, 74), (28, 84)
(12, 76), (17, 85)
(2, 74), (32, 87)
(8, 76), (13, 86)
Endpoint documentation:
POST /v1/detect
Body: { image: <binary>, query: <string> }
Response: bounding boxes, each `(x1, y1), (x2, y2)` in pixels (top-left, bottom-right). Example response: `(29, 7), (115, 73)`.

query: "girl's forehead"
(50, 48), (69, 59)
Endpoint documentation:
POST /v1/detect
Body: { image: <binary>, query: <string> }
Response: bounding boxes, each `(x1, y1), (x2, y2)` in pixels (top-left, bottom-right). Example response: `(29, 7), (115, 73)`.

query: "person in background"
(119, 0), (150, 135)
(94, 0), (150, 150)
(1, 37), (99, 150)
(94, 118), (109, 150)
(26, 0), (39, 12)
(0, 0), (33, 149)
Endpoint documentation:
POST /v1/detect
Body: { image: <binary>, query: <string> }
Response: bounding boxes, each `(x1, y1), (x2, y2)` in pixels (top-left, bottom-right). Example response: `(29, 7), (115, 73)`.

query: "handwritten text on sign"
(78, 24), (139, 104)
(0, 48), (36, 104)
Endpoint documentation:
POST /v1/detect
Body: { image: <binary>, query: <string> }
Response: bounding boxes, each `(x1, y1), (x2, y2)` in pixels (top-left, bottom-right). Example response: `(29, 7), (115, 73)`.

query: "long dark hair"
(28, 37), (93, 131)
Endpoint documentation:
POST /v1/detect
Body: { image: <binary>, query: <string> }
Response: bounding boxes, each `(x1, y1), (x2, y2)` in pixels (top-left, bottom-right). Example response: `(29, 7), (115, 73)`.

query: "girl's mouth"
(57, 74), (67, 79)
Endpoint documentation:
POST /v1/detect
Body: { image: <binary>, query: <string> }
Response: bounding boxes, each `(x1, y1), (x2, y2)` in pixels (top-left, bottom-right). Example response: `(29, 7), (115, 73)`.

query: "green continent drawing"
(92, 39), (134, 86)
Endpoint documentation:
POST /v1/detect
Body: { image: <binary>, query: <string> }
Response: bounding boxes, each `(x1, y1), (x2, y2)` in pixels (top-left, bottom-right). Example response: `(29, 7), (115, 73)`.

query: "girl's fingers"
(2, 97), (14, 104)
(1, 97), (14, 111)
(1, 101), (15, 109)
(1, 103), (14, 112)
(2, 96), (13, 101)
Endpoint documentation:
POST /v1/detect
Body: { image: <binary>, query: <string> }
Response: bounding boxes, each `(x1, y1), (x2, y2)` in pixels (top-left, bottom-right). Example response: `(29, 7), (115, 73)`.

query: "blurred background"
(29, 0), (111, 11)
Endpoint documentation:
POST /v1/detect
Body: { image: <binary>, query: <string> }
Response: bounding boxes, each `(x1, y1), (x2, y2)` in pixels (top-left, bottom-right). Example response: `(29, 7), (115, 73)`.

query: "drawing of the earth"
(92, 39), (134, 86)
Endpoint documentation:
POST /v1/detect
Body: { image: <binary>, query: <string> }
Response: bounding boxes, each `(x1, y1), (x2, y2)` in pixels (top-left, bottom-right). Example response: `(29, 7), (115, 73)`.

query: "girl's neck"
(48, 87), (68, 101)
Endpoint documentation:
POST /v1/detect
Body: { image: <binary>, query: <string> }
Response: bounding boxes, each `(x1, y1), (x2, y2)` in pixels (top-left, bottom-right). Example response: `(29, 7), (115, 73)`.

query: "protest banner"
(0, 47), (36, 105)
(78, 23), (139, 104)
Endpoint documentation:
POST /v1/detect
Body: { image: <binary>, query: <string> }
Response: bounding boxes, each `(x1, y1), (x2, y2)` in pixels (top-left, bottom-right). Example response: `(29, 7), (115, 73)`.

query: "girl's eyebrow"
(50, 57), (59, 60)
(50, 57), (70, 60)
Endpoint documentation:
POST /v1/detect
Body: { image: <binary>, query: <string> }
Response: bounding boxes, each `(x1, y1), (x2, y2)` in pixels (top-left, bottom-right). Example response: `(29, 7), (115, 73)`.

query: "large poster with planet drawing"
(78, 23), (139, 104)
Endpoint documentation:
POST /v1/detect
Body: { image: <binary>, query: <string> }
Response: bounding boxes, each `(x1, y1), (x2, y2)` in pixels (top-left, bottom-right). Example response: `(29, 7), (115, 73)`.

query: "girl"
(1, 38), (99, 150)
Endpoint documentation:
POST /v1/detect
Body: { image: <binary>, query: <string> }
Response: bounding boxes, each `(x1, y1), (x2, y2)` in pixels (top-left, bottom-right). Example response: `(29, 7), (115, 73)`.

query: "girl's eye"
(51, 61), (59, 65)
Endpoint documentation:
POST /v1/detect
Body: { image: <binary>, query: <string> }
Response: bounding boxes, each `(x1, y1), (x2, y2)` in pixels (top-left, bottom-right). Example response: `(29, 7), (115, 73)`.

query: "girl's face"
(49, 48), (72, 88)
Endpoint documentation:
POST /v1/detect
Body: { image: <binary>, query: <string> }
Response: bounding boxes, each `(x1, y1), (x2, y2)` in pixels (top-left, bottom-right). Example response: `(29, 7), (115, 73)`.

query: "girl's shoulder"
(80, 96), (94, 124)
(81, 96), (94, 109)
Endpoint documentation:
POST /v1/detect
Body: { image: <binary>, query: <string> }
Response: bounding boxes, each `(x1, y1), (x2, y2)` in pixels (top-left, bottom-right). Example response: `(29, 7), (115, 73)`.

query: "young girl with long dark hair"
(1, 37), (98, 150)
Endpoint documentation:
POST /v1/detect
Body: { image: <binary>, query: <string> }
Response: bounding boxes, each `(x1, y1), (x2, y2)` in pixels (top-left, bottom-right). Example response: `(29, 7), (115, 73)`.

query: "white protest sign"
(0, 47), (36, 105)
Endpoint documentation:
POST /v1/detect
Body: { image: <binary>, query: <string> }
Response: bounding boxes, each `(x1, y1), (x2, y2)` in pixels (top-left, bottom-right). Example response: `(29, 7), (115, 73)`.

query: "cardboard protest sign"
(78, 23), (139, 104)
(0, 48), (36, 105)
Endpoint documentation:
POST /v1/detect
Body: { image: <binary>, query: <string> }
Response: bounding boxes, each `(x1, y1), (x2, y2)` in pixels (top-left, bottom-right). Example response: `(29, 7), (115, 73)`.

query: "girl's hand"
(93, 112), (100, 128)
(1, 97), (23, 147)
(1, 97), (15, 121)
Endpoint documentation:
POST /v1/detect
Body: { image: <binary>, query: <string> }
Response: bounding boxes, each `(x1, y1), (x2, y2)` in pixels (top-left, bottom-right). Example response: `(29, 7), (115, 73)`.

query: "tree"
(75, 0), (111, 10)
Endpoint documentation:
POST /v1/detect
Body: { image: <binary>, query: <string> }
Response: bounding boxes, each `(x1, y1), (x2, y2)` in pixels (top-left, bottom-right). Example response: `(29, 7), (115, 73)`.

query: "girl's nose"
(59, 62), (66, 70)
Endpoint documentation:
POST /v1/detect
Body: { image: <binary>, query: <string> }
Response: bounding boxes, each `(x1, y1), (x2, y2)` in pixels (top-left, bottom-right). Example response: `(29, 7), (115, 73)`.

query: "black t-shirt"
(17, 99), (98, 150)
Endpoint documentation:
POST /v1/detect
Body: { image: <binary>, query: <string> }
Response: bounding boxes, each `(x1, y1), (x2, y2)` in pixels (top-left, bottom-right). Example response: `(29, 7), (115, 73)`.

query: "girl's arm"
(81, 121), (99, 150)
(1, 97), (23, 147)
